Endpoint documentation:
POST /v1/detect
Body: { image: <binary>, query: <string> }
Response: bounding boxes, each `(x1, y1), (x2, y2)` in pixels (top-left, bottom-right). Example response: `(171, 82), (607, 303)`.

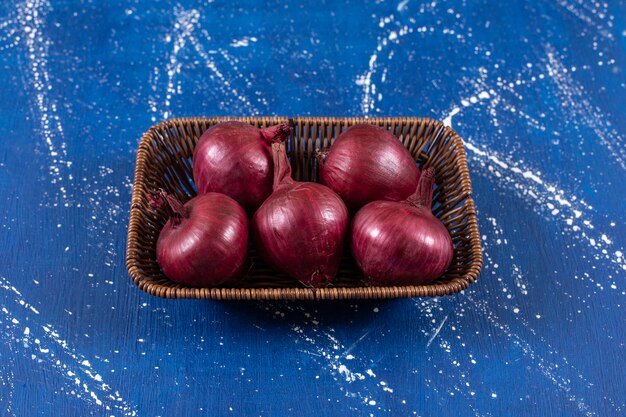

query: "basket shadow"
(214, 298), (404, 329)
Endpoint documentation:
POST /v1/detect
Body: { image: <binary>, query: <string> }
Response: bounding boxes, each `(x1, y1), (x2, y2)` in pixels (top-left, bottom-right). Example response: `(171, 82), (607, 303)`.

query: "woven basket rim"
(126, 116), (483, 300)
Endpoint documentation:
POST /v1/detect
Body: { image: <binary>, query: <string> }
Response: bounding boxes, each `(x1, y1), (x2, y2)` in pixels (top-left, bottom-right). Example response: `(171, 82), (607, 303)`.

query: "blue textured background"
(1, 0), (625, 416)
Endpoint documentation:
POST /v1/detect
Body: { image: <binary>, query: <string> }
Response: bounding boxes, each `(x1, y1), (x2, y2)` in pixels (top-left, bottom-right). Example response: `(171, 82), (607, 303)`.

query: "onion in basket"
(252, 142), (349, 287)
(351, 168), (453, 285)
(193, 121), (290, 212)
(149, 190), (249, 287)
(317, 124), (420, 210)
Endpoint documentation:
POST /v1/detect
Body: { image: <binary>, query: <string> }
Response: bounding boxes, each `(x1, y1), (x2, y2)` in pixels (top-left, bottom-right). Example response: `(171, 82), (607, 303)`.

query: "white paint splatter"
(355, 53), (379, 116)
(16, 0), (72, 202)
(467, 294), (605, 416)
(397, 0), (410, 12)
(264, 304), (396, 409)
(163, 7), (200, 120)
(189, 36), (258, 112)
(0, 276), (137, 415)
(230, 36), (257, 47)
(426, 315), (448, 347)
(544, 45), (625, 170)
(150, 6), (259, 120)
(443, 81), (624, 278)
(442, 107), (460, 127)
(553, 0), (614, 41)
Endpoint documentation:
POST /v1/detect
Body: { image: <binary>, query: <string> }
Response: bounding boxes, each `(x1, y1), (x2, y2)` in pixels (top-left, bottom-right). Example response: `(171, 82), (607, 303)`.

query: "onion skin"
(150, 191), (249, 287)
(318, 124), (420, 211)
(193, 121), (290, 212)
(252, 142), (349, 287)
(351, 169), (453, 285)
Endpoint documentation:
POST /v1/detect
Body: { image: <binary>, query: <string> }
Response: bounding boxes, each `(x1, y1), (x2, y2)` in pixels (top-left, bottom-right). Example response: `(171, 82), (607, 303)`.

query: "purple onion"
(318, 124), (420, 210)
(252, 142), (349, 287)
(150, 191), (249, 287)
(351, 169), (453, 285)
(193, 121), (290, 212)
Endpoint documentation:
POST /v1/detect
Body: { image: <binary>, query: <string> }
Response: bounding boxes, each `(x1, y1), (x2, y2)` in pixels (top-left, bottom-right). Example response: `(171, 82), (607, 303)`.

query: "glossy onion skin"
(252, 141), (350, 288)
(253, 182), (349, 287)
(319, 124), (420, 210)
(193, 121), (287, 212)
(156, 193), (249, 287)
(351, 201), (453, 285)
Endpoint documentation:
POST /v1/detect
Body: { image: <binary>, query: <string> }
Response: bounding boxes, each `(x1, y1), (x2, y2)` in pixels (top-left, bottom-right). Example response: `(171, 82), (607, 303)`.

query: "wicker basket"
(126, 117), (482, 300)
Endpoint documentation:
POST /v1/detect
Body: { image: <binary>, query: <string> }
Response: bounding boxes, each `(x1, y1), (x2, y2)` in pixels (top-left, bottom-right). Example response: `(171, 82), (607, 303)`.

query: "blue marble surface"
(1, 0), (625, 415)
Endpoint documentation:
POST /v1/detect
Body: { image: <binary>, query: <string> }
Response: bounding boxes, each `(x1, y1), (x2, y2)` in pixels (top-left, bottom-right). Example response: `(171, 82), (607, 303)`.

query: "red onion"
(351, 168), (453, 285)
(193, 121), (290, 212)
(252, 142), (349, 287)
(318, 124), (420, 210)
(149, 190), (249, 287)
